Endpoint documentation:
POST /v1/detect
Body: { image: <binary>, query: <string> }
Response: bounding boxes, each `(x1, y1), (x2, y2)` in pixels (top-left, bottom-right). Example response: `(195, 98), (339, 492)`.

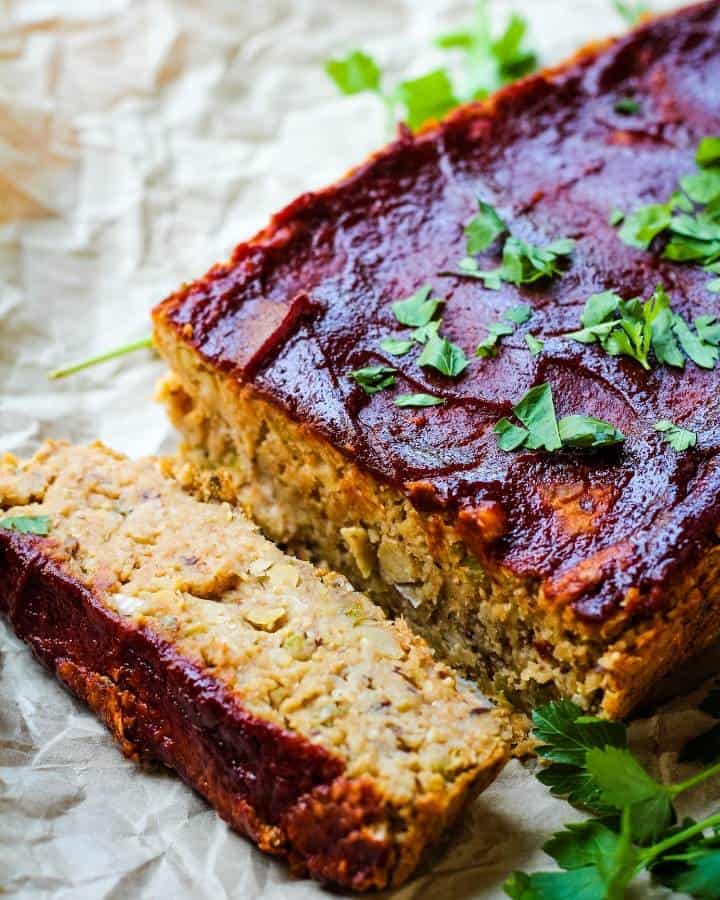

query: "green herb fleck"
(395, 70), (458, 131)
(464, 200), (508, 253)
(325, 51), (381, 95)
(418, 333), (469, 377)
(612, 0), (649, 25)
(476, 321), (514, 358)
(0, 515), (51, 535)
(525, 333), (544, 355)
(505, 304), (533, 324)
(349, 366), (397, 395)
(391, 284), (444, 327)
(609, 208), (625, 226)
(459, 233), (575, 289)
(394, 393), (445, 408)
(654, 420), (697, 451)
(697, 136), (720, 168)
(614, 97), (641, 115)
(379, 336), (415, 356)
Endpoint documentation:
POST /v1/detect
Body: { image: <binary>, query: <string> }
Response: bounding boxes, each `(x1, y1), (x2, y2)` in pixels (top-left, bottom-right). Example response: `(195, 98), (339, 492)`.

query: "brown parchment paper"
(1, 1), (717, 897)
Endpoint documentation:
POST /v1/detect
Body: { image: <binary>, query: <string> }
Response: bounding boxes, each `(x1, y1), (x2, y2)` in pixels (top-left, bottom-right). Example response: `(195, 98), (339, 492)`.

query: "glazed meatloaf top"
(155, 1), (720, 624)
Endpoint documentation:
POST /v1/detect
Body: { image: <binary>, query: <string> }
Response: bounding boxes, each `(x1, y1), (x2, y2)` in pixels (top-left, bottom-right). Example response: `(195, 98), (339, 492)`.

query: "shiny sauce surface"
(162, 2), (720, 622)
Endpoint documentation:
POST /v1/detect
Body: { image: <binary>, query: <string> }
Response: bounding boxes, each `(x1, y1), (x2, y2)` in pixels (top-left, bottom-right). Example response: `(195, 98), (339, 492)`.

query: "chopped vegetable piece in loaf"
(0, 442), (507, 892)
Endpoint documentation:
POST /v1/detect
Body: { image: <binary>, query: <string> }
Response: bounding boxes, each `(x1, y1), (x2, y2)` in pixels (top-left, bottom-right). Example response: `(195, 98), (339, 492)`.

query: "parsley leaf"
(505, 304), (533, 324)
(349, 366), (396, 395)
(392, 284), (444, 327)
(612, 0), (649, 25)
(586, 746), (676, 843)
(558, 416), (626, 449)
(325, 51), (381, 95)
(418, 333), (469, 377)
(379, 336), (415, 356)
(435, 2), (537, 101)
(526, 333), (544, 354)
(654, 420), (697, 451)
(0, 515), (51, 535)
(465, 200), (508, 253)
(618, 201), (674, 249)
(614, 97), (641, 115)
(697, 137), (720, 168)
(495, 386), (624, 454)
(396, 70), (458, 131)
(394, 393), (445, 408)
(513, 383), (562, 451)
(476, 321), (514, 358)
(533, 700), (627, 769)
(673, 314), (719, 369)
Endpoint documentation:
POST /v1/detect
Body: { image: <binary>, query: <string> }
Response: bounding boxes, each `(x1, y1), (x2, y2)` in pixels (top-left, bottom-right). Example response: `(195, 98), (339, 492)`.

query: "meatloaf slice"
(153, 1), (720, 718)
(0, 442), (507, 892)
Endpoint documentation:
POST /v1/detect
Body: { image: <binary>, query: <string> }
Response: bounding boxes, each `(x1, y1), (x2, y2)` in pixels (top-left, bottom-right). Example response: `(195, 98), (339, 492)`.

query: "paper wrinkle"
(0, 1), (713, 897)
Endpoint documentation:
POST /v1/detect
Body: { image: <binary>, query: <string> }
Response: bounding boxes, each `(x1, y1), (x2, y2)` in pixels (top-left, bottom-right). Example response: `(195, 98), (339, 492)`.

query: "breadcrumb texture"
(0, 442), (506, 892)
(153, 1), (720, 718)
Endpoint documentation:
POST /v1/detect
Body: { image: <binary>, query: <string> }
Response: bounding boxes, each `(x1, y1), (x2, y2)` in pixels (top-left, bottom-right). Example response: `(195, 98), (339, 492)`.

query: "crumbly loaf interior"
(0, 441), (504, 806)
(156, 353), (720, 719)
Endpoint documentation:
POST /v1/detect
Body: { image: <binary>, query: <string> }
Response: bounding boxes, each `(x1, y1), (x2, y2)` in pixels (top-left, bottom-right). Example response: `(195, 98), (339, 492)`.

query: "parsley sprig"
(325, 1), (537, 133)
(0, 515), (51, 535)
(495, 383), (624, 453)
(612, 0), (650, 25)
(655, 420), (697, 452)
(566, 286), (720, 371)
(476, 304), (532, 358)
(615, 137), (720, 291)
(505, 700), (720, 899)
(455, 201), (575, 288)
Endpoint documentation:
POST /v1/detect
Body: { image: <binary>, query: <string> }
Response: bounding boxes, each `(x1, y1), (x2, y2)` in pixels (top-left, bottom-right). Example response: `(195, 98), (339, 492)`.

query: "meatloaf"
(153, 0), (720, 718)
(0, 442), (507, 891)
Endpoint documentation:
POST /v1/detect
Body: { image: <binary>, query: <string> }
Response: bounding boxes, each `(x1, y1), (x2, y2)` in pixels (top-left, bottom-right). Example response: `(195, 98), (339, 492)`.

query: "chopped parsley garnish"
(614, 137), (720, 290)
(379, 336), (415, 356)
(525, 333), (544, 355)
(612, 0), (649, 25)
(476, 304), (533, 357)
(436, 3), (537, 101)
(504, 699), (720, 899)
(394, 393), (445, 408)
(476, 321), (514, 358)
(504, 303), (533, 324)
(614, 97), (641, 115)
(565, 286), (720, 371)
(0, 515), (51, 535)
(391, 284), (444, 327)
(654, 420), (697, 451)
(395, 70), (458, 131)
(418, 333), (469, 377)
(458, 224), (575, 289)
(325, 2), (537, 133)
(464, 200), (508, 253)
(609, 207), (625, 226)
(494, 383), (624, 453)
(324, 51), (381, 95)
(349, 366), (397, 395)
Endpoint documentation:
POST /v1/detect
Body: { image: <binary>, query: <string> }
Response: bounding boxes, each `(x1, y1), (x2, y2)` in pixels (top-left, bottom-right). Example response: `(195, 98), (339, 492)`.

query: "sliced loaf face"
(0, 442), (506, 891)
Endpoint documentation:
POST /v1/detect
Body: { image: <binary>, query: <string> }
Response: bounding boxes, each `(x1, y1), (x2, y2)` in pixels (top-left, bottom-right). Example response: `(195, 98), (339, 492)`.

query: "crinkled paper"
(0, 1), (714, 897)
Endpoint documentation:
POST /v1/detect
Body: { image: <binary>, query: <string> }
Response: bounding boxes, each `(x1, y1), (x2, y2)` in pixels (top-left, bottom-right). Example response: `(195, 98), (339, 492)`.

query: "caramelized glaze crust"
(155, 1), (720, 625)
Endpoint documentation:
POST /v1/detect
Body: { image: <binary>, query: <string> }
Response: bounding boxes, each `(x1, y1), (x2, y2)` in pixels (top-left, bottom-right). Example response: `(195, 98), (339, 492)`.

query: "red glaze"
(156, 2), (720, 622)
(0, 529), (406, 889)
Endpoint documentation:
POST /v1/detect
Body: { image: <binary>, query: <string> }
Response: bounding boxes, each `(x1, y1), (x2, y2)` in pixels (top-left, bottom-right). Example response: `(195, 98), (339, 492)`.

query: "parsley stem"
(640, 812), (720, 866)
(49, 336), (154, 380)
(668, 758), (720, 797)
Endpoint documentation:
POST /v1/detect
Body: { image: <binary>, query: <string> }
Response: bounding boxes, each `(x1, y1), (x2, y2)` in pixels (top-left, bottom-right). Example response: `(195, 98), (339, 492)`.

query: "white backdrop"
(0, 1), (709, 897)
